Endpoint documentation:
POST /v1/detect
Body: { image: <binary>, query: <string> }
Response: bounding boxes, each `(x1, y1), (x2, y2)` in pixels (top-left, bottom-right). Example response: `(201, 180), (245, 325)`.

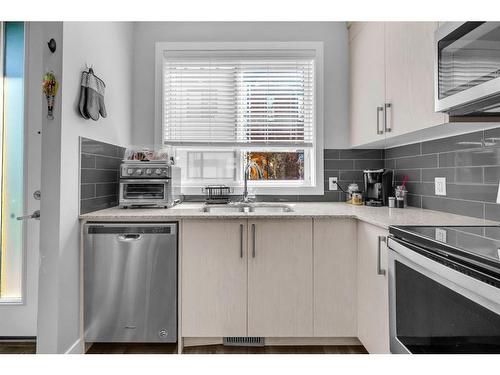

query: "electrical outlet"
(435, 228), (447, 243)
(329, 177), (338, 191)
(435, 177), (446, 196)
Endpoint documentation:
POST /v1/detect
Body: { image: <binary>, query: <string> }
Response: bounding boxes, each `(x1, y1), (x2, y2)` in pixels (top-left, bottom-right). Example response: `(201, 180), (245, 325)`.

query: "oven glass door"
(122, 181), (166, 200)
(438, 22), (500, 100)
(393, 259), (500, 353)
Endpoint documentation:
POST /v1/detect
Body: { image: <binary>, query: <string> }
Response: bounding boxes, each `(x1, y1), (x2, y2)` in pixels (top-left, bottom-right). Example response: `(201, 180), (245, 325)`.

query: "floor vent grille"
(223, 337), (265, 347)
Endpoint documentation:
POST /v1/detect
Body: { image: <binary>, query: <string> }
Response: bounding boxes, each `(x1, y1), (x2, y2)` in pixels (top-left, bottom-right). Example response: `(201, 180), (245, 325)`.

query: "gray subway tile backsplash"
(421, 131), (484, 155)
(395, 154), (438, 169)
(484, 166), (500, 184)
(339, 149), (384, 160)
(324, 159), (354, 170)
(422, 167), (455, 183)
(455, 167), (483, 184)
(80, 137), (125, 214)
(385, 126), (500, 221)
(77, 127), (500, 221)
(385, 143), (421, 159)
(421, 196), (485, 219)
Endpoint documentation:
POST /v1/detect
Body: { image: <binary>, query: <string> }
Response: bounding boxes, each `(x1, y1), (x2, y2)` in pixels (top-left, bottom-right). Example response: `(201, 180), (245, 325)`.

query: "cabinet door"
(385, 22), (446, 137)
(357, 221), (390, 353)
(181, 219), (247, 337)
(313, 219), (357, 337)
(350, 22), (386, 147)
(248, 219), (313, 337)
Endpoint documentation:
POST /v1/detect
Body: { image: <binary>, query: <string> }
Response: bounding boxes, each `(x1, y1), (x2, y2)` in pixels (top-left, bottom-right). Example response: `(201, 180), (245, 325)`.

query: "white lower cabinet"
(248, 219), (313, 337)
(357, 221), (390, 353)
(181, 217), (389, 351)
(181, 219), (247, 337)
(313, 219), (357, 337)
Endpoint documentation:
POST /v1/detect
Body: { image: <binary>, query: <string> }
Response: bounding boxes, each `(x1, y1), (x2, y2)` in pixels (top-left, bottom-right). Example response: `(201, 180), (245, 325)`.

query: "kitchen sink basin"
(200, 205), (246, 213)
(248, 204), (293, 213)
(201, 203), (293, 213)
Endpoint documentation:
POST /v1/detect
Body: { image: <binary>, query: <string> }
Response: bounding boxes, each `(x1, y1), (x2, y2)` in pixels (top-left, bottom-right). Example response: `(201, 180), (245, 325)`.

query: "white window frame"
(155, 41), (324, 196)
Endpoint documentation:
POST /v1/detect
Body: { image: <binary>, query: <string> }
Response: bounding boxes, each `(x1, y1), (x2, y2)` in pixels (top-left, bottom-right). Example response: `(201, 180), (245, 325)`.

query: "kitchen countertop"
(79, 202), (498, 230)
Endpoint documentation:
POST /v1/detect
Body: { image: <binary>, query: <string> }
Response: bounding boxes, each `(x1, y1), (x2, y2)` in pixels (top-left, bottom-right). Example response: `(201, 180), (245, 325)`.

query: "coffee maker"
(363, 169), (394, 206)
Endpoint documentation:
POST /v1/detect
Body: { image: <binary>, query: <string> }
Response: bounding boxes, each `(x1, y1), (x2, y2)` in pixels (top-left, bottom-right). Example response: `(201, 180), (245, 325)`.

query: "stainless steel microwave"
(435, 22), (500, 116)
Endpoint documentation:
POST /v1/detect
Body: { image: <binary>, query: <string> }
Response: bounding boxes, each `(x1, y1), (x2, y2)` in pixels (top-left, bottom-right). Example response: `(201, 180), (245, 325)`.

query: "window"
(156, 42), (324, 195)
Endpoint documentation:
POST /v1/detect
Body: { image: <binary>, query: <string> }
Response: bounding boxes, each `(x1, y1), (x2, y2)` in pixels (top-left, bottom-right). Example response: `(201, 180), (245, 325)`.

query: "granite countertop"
(79, 202), (497, 230)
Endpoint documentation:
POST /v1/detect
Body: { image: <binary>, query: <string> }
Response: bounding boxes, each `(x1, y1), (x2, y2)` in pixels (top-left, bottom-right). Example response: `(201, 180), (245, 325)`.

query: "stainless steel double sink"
(200, 202), (294, 213)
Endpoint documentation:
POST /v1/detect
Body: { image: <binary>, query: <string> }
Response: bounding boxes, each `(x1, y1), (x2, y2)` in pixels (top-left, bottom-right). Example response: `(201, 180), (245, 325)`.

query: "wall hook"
(47, 38), (56, 53)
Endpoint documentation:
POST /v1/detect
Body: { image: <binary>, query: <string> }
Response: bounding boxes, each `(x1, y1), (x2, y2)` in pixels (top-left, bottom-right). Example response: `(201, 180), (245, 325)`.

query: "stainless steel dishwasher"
(84, 223), (177, 343)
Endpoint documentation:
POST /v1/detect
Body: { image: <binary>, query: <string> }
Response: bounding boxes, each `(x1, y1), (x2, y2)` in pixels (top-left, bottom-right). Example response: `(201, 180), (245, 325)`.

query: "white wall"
(36, 21), (134, 353)
(132, 22), (349, 149)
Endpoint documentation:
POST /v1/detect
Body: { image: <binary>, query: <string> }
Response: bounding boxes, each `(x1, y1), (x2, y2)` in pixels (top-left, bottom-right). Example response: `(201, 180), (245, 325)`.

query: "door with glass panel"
(0, 22), (41, 337)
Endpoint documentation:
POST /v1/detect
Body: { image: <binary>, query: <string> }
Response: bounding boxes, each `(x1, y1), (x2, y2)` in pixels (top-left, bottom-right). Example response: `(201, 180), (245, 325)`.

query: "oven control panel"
(121, 164), (170, 178)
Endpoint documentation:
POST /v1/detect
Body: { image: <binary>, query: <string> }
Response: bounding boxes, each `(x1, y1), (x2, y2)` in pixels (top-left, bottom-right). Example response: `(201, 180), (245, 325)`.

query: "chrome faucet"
(242, 157), (263, 203)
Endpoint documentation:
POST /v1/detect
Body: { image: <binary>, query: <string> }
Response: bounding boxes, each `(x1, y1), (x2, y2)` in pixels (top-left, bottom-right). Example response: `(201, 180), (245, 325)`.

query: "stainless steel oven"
(388, 226), (500, 354)
(119, 161), (180, 208)
(435, 22), (500, 116)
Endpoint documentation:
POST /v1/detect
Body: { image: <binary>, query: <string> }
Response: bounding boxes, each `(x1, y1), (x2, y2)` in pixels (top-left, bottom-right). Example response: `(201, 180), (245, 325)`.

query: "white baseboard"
(64, 338), (84, 354)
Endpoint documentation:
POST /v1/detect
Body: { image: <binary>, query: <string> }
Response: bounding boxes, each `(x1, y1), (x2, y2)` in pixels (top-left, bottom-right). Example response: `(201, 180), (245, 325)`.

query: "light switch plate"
(329, 177), (338, 191)
(435, 177), (446, 196)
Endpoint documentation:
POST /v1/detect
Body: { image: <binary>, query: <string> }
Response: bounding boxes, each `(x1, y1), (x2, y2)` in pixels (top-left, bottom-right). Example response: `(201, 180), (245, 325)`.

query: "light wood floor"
(0, 342), (367, 354)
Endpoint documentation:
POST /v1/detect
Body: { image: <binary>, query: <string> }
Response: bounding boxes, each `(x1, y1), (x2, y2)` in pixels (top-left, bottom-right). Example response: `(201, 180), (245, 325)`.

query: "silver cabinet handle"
(239, 224), (244, 258)
(376, 106), (384, 135)
(117, 234), (142, 241)
(384, 103), (392, 133)
(377, 236), (386, 276)
(252, 223), (256, 258)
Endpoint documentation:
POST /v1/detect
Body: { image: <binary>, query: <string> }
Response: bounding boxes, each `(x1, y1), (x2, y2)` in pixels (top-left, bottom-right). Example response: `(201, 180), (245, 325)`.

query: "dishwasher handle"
(116, 234), (143, 242)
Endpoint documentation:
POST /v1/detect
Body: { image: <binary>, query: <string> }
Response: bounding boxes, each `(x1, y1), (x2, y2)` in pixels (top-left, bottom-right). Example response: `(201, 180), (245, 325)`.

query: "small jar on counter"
(395, 185), (408, 208)
(346, 183), (361, 204)
(388, 197), (396, 208)
(351, 191), (363, 205)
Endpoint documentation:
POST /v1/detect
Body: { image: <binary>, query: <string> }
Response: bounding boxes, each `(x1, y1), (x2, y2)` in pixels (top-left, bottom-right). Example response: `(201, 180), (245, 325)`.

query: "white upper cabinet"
(349, 22), (386, 147)
(384, 22), (446, 137)
(350, 22), (447, 147)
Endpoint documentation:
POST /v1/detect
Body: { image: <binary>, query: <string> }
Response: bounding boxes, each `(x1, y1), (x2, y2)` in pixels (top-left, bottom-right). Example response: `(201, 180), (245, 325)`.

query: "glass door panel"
(0, 22), (25, 303)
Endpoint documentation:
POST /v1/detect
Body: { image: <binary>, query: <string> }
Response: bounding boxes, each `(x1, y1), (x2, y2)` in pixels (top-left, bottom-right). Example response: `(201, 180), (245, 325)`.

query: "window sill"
(181, 185), (324, 196)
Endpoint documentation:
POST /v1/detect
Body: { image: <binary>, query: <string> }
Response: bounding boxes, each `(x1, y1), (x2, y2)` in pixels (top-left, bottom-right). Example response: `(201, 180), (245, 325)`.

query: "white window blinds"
(163, 54), (315, 147)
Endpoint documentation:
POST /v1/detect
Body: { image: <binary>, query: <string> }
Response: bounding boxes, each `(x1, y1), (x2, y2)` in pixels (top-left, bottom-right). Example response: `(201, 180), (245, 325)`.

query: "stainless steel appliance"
(435, 22), (500, 116)
(363, 169), (393, 206)
(388, 226), (500, 353)
(119, 160), (180, 208)
(84, 223), (178, 343)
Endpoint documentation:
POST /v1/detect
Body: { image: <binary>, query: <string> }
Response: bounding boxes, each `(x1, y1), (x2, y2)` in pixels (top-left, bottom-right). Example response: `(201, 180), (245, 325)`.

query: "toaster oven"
(119, 161), (180, 208)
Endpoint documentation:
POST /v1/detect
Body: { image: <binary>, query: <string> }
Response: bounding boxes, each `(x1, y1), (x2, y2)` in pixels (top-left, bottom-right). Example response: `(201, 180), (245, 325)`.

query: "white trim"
(182, 337), (360, 348)
(64, 338), (84, 354)
(155, 42), (324, 196)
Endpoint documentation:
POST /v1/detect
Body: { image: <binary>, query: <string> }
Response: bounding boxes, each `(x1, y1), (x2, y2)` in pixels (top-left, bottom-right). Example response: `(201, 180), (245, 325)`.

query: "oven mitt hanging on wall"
(78, 71), (89, 119)
(85, 70), (107, 121)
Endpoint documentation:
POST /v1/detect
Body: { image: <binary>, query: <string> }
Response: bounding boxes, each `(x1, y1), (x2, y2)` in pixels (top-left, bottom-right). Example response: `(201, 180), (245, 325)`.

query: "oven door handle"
(377, 236), (387, 276)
